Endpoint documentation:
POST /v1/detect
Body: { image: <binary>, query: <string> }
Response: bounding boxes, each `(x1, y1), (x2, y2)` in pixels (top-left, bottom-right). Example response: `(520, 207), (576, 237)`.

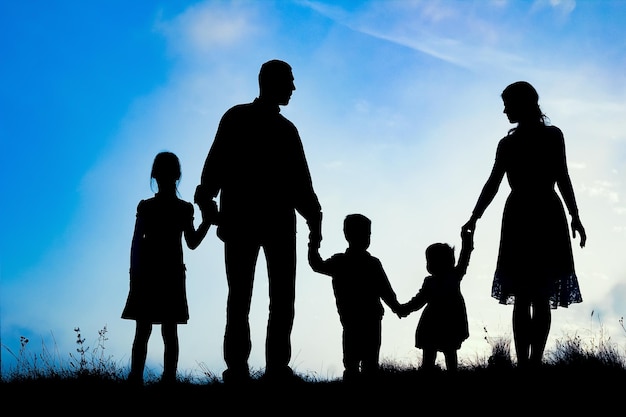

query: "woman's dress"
(473, 125), (582, 308)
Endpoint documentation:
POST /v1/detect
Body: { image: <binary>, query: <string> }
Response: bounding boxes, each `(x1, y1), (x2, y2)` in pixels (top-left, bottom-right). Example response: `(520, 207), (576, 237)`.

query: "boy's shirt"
(309, 247), (399, 323)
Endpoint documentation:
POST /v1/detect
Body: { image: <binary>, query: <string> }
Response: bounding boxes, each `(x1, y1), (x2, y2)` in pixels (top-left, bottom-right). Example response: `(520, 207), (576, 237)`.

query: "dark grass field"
(3, 323), (625, 414)
(3, 362), (625, 414)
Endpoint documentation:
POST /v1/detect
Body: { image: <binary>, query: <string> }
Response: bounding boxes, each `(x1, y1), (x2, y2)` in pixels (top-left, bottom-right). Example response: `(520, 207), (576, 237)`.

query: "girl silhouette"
(122, 151), (216, 384)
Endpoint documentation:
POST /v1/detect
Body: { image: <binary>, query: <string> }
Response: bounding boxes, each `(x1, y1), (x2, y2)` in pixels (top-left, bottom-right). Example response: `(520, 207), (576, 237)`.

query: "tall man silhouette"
(195, 59), (323, 383)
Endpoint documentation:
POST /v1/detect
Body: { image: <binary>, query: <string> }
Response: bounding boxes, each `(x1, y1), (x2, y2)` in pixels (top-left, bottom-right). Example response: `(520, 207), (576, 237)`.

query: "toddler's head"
(425, 243), (455, 275)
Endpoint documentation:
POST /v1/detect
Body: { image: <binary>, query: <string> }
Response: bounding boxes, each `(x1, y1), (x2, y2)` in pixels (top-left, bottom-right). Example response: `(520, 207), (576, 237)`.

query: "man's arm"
(195, 110), (234, 206)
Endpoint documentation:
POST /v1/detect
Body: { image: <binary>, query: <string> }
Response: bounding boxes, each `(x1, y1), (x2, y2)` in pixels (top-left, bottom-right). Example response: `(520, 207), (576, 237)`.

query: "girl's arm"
(400, 282), (429, 315)
(456, 229), (475, 279)
(184, 204), (211, 250)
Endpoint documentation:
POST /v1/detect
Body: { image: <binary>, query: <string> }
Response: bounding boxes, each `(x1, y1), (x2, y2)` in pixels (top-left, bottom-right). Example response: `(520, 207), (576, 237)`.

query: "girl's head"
(425, 243), (455, 275)
(151, 151), (181, 193)
(501, 81), (546, 126)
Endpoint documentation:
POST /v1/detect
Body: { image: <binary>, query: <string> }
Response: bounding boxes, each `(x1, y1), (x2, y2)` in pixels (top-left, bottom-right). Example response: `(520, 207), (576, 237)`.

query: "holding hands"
(462, 216), (477, 235)
(195, 185), (219, 225)
(394, 303), (410, 319)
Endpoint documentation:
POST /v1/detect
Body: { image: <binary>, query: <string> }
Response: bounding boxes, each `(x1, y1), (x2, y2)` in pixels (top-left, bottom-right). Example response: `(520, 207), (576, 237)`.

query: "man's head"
(258, 59), (295, 106)
(343, 214), (371, 251)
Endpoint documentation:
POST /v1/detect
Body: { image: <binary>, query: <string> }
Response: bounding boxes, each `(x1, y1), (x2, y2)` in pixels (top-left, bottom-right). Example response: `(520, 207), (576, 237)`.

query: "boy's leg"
(342, 324), (359, 380)
(360, 318), (382, 377)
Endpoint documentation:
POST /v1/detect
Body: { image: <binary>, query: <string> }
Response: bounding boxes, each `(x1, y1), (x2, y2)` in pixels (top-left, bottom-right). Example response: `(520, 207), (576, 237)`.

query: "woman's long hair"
(502, 81), (549, 134)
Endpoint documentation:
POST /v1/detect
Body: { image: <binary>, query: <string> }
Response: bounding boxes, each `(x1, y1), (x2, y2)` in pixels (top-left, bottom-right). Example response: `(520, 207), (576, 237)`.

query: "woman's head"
(151, 151), (181, 192)
(501, 81), (546, 125)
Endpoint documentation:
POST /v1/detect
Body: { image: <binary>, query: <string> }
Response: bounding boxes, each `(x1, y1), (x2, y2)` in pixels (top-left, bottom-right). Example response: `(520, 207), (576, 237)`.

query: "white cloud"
(154, 1), (263, 57)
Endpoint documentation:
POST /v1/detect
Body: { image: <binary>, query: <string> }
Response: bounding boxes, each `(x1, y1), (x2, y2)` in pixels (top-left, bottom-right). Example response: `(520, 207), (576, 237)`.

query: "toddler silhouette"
(398, 228), (474, 372)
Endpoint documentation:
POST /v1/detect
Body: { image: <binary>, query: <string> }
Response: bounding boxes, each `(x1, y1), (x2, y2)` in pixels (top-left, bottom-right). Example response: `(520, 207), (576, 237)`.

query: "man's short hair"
(259, 59), (292, 88)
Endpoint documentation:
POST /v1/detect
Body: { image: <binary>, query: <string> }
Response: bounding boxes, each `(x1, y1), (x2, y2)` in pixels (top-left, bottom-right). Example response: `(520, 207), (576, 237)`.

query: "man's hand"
(307, 212), (323, 249)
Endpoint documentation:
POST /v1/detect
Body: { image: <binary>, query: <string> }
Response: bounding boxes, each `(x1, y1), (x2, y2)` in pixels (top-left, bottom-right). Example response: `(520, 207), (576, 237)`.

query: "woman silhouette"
(462, 81), (586, 368)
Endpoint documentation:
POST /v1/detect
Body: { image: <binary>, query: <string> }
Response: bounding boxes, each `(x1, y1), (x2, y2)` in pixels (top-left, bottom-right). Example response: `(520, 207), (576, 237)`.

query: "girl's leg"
(529, 298), (551, 366)
(421, 348), (437, 371)
(129, 321), (152, 383)
(444, 349), (458, 372)
(162, 322), (179, 383)
(513, 296), (532, 367)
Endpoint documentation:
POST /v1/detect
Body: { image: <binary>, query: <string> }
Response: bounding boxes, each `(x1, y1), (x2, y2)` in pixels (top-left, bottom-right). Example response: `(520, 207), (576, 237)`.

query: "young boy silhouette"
(308, 213), (402, 381)
(397, 229), (474, 372)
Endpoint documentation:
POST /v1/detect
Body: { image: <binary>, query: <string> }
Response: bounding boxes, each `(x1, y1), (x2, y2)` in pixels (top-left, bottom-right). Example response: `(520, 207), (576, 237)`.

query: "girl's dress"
(405, 240), (472, 352)
(473, 125), (582, 308)
(121, 194), (194, 324)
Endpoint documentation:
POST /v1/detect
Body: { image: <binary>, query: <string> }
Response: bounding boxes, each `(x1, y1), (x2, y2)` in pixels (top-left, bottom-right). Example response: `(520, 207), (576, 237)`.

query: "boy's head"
(425, 243), (455, 275)
(343, 214), (371, 251)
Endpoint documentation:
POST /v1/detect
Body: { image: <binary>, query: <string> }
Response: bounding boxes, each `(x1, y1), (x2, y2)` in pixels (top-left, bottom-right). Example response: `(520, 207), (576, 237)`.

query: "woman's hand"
(571, 217), (587, 248)
(462, 217), (477, 234)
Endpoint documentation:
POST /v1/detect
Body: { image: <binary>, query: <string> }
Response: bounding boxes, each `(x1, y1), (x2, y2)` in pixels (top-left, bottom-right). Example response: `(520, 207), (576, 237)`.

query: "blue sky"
(2, 0), (625, 379)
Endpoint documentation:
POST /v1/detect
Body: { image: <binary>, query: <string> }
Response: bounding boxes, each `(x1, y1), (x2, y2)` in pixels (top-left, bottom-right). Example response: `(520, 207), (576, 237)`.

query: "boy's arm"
(376, 261), (402, 316)
(307, 243), (333, 276)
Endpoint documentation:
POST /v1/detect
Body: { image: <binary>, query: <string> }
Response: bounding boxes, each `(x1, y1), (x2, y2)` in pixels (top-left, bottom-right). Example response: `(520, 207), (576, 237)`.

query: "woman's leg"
(513, 296), (532, 367)
(529, 298), (551, 366)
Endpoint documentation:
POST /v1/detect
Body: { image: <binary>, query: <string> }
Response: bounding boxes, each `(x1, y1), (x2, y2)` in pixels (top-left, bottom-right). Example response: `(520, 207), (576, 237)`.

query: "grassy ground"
(2, 323), (625, 413)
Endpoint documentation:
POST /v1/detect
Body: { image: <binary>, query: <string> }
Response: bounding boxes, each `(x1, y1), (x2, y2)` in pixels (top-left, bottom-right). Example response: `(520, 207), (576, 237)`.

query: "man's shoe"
(222, 367), (252, 385)
(262, 366), (305, 385)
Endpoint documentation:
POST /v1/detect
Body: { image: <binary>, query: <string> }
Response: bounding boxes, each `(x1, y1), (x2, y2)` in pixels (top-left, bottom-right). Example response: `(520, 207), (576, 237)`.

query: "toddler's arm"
(456, 229), (475, 277)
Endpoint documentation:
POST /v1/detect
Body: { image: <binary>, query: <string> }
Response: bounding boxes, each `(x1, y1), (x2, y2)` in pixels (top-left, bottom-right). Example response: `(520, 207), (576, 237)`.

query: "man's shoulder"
(223, 102), (255, 116)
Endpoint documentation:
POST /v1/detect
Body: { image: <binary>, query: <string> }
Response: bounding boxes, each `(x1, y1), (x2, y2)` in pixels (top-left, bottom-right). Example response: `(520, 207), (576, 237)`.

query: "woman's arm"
(463, 140), (507, 231)
(554, 129), (587, 247)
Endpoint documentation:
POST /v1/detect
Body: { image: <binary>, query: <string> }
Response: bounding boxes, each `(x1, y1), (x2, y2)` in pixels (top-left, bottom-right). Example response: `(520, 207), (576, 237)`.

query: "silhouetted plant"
(483, 326), (514, 369)
(2, 325), (125, 382)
